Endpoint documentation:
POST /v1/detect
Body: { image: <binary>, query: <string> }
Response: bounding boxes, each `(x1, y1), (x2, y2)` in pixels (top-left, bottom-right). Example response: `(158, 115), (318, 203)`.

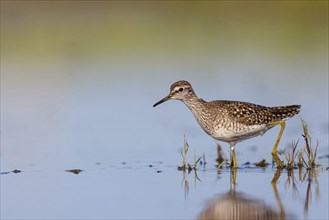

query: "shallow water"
(1, 2), (329, 219)
(1, 59), (328, 220)
(1, 163), (328, 219)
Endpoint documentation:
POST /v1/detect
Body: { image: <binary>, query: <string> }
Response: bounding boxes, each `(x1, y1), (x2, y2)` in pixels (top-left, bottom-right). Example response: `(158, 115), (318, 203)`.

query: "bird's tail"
(269, 105), (301, 121)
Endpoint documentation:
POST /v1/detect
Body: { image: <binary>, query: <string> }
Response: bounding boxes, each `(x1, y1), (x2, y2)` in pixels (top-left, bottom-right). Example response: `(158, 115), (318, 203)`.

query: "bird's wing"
(210, 100), (273, 125)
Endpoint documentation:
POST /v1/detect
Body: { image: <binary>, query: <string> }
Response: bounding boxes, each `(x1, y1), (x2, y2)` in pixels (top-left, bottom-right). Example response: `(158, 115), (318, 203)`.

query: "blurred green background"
(2, 1), (327, 62)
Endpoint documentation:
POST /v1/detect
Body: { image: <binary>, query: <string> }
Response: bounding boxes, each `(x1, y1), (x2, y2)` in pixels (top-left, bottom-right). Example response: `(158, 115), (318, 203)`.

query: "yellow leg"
(268, 120), (286, 169)
(271, 169), (285, 219)
(230, 168), (237, 193)
(230, 143), (238, 169)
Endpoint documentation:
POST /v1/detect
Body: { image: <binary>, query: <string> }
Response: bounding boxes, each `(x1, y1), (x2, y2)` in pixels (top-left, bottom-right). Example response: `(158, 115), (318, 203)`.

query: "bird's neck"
(182, 93), (206, 112)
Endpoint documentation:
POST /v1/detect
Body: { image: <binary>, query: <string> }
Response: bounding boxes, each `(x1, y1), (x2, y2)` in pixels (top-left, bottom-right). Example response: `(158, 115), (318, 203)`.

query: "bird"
(153, 80), (301, 169)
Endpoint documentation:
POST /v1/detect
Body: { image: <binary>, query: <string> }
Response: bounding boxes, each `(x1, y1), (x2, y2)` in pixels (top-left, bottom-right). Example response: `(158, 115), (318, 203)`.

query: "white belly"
(211, 124), (268, 143)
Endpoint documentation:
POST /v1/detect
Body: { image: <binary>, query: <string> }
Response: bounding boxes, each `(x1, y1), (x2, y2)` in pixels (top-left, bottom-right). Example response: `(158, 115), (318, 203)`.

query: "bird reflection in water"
(194, 167), (321, 220)
(197, 169), (284, 220)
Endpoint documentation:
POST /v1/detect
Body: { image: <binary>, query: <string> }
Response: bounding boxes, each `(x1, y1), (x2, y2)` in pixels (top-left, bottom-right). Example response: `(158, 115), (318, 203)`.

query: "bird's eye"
(178, 87), (184, 92)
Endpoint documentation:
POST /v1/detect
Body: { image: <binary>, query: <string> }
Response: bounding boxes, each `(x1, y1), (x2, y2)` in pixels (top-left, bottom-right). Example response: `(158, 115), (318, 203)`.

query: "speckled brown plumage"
(210, 100), (301, 125)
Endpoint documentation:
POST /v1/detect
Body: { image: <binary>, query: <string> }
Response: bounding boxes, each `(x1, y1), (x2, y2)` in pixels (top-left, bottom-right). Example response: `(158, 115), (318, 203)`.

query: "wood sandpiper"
(153, 80), (301, 169)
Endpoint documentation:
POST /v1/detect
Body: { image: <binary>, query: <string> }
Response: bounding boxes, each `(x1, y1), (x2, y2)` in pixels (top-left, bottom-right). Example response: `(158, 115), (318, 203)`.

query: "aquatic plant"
(178, 136), (203, 172)
(284, 139), (299, 170)
(301, 119), (319, 170)
(283, 119), (319, 170)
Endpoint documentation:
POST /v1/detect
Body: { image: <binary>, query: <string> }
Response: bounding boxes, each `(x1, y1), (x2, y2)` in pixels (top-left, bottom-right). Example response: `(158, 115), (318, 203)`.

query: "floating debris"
(12, 169), (22, 174)
(1, 169), (22, 175)
(255, 159), (269, 167)
(242, 161), (251, 166)
(66, 169), (83, 175)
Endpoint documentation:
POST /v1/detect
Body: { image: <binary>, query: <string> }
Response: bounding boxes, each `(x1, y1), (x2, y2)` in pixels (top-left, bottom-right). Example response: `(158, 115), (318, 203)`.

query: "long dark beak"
(153, 95), (171, 107)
